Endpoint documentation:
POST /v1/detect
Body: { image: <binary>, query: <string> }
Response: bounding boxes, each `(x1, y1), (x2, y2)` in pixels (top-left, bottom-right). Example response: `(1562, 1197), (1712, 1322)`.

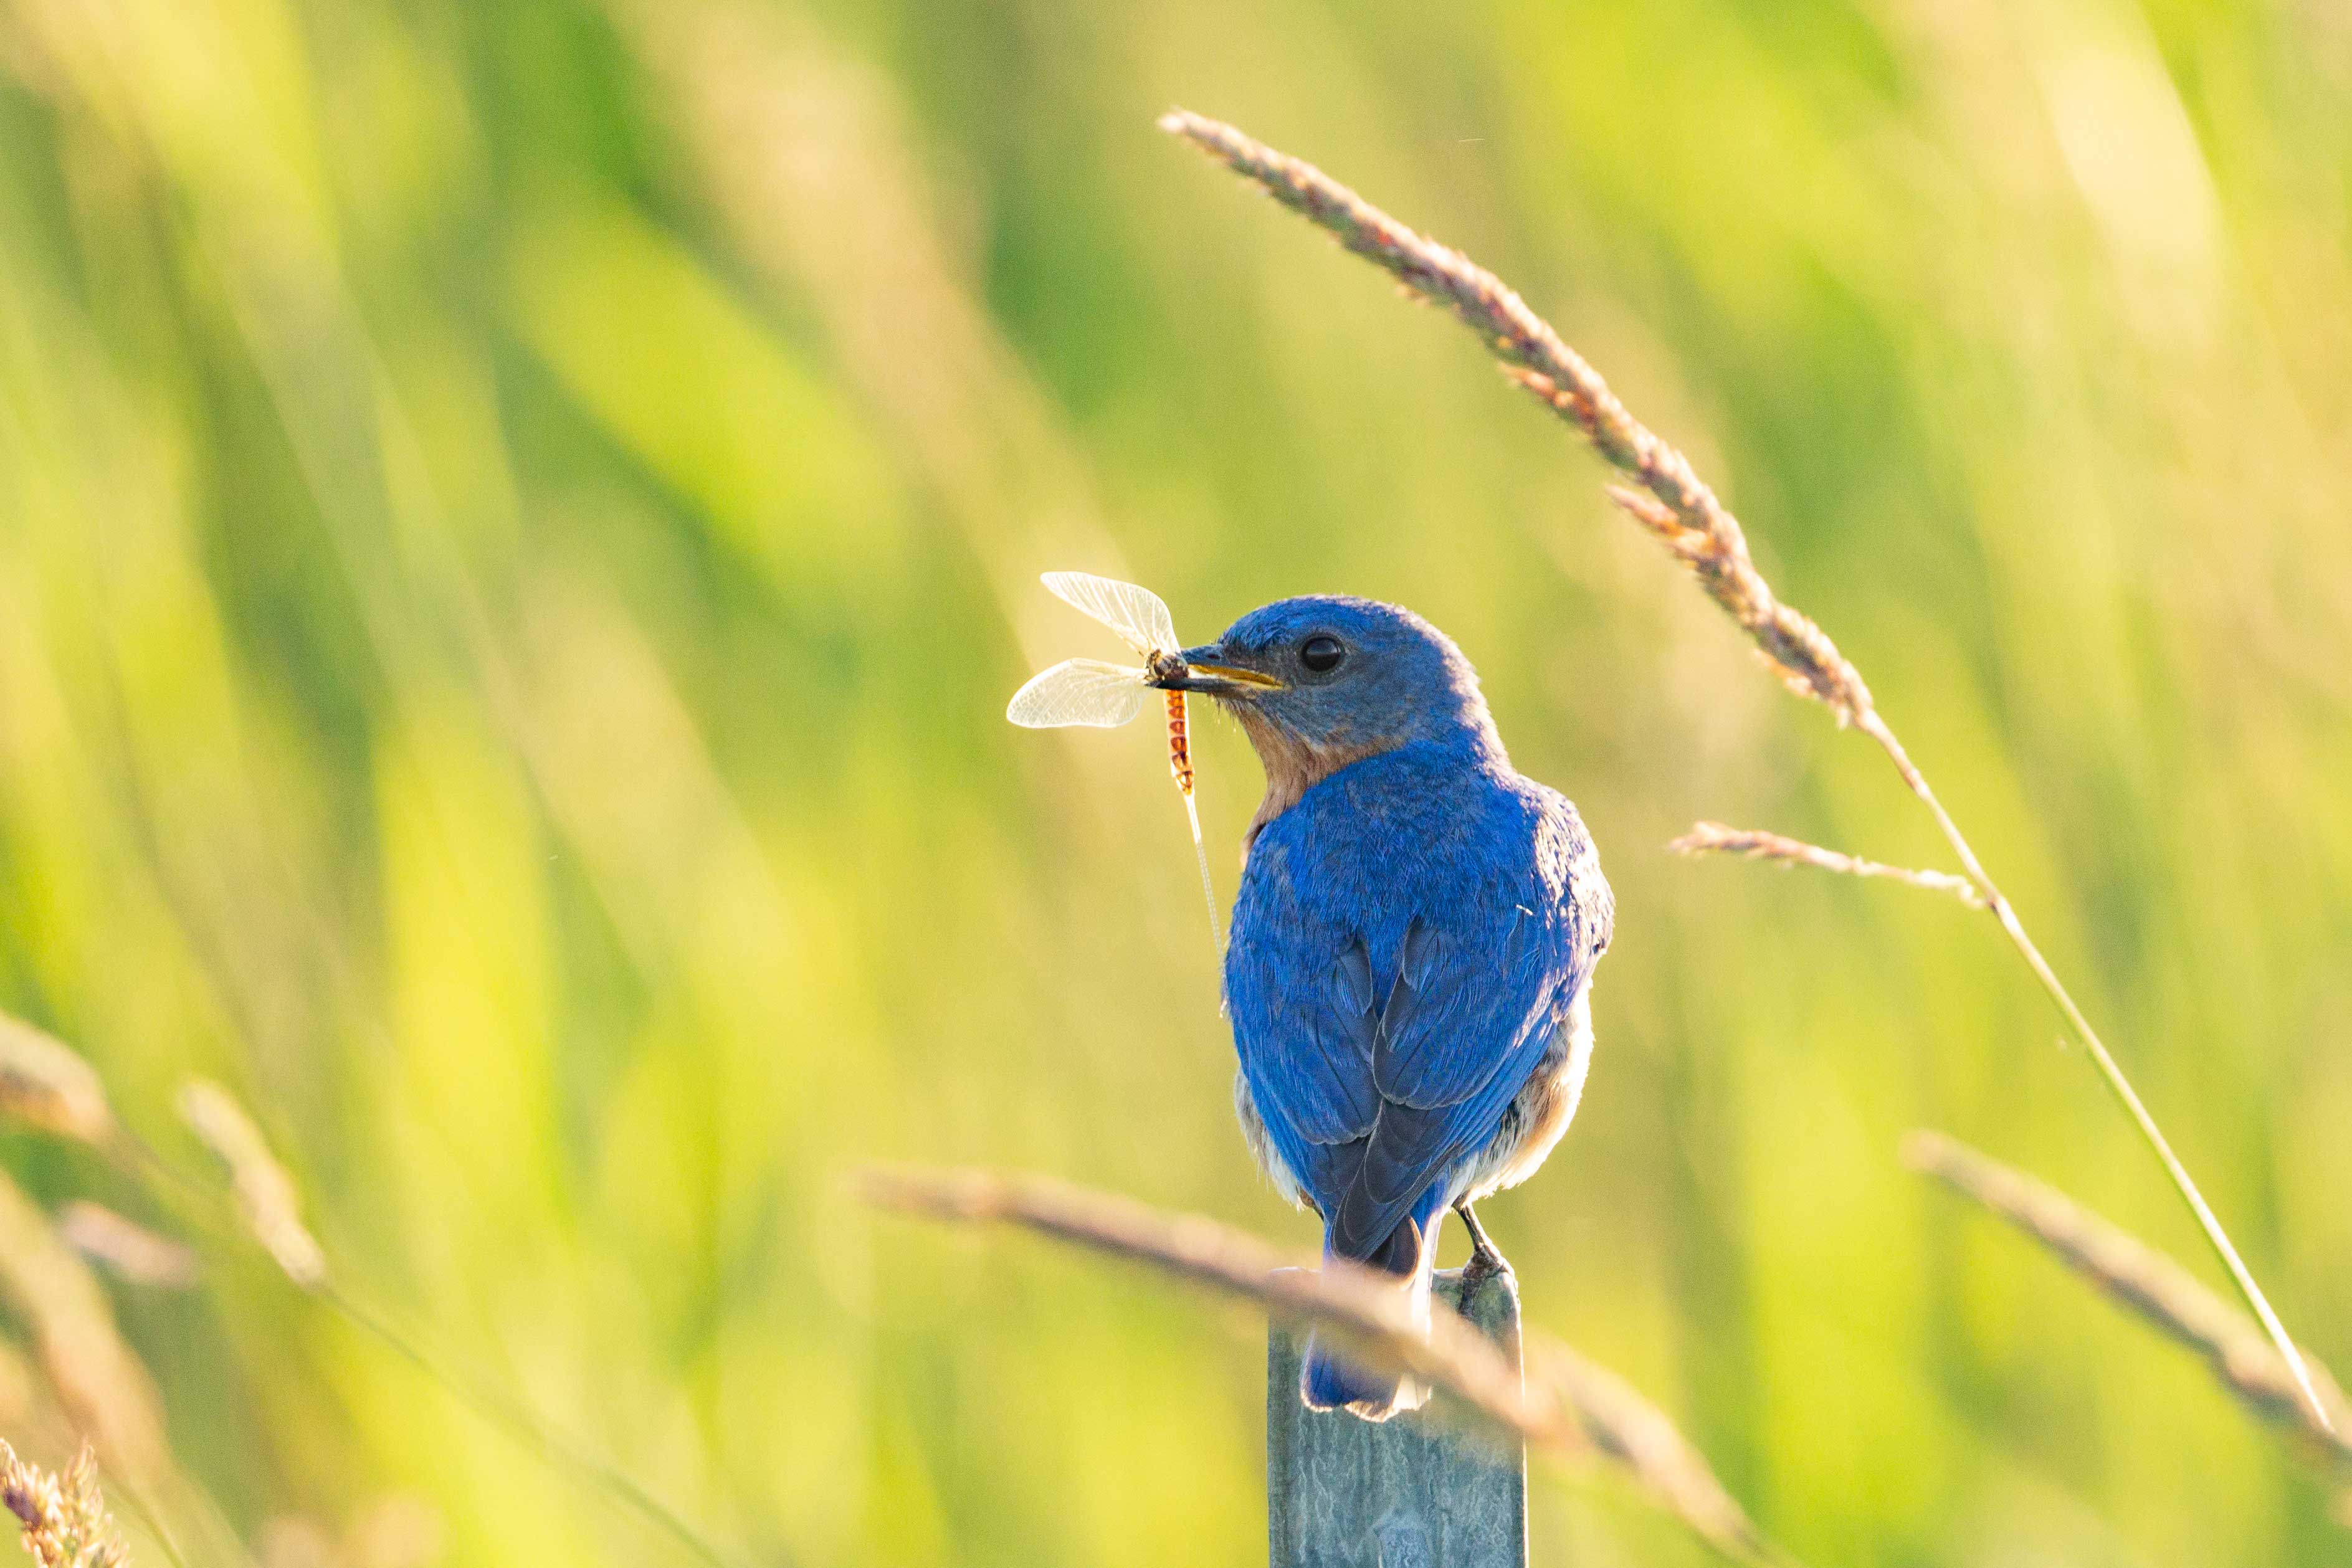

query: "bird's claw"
(1453, 1202), (1512, 1284)
(1460, 1238), (1511, 1285)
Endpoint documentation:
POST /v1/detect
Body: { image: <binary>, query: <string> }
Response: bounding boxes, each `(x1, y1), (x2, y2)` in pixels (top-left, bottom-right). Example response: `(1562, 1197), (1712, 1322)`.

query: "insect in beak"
(1004, 573), (1232, 949)
(1151, 646), (1286, 698)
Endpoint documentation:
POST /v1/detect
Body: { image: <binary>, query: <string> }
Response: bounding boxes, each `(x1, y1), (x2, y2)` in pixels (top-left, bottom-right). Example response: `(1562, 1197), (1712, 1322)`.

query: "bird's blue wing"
(1224, 836), (1384, 1201)
(1326, 901), (1571, 1260)
(1229, 784), (1611, 1262)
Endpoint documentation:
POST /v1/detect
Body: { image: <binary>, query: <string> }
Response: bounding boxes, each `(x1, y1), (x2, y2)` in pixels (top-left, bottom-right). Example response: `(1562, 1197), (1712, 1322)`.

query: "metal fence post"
(1267, 1268), (1528, 1568)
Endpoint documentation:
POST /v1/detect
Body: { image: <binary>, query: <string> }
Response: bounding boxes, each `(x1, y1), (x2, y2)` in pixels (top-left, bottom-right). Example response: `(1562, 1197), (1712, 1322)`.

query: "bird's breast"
(1234, 709), (1391, 853)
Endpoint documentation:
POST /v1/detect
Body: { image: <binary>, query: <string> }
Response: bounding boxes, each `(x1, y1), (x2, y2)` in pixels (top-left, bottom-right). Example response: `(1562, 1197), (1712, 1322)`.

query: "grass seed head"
(177, 1081), (327, 1290)
(0, 1441), (128, 1567)
(0, 1022), (114, 1148)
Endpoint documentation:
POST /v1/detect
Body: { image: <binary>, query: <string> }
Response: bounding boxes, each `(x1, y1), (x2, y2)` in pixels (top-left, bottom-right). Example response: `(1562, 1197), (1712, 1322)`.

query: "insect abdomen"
(1165, 690), (1193, 796)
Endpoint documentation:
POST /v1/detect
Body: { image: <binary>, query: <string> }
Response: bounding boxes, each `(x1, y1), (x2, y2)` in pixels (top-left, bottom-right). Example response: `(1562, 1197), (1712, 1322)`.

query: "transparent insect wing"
(1005, 658), (1151, 728)
(1040, 572), (1180, 658)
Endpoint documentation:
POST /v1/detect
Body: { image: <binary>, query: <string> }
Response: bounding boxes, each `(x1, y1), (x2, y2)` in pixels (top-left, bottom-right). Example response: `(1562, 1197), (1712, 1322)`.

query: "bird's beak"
(1149, 644), (1286, 698)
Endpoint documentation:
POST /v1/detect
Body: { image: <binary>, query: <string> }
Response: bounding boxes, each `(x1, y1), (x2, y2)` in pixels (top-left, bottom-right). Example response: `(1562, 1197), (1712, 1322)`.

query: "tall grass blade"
(1158, 107), (2330, 1437)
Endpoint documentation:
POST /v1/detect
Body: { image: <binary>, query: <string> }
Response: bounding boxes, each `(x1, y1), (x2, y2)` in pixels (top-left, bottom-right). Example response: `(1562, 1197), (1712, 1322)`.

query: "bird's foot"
(1453, 1201), (1511, 1285)
(1460, 1244), (1509, 1285)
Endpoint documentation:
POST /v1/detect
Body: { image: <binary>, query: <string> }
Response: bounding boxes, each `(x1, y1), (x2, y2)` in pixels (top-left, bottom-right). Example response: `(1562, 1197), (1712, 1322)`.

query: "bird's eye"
(1300, 635), (1345, 674)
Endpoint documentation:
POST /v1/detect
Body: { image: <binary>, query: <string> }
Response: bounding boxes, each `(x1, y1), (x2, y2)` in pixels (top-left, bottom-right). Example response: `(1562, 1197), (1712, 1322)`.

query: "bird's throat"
(1234, 708), (1387, 852)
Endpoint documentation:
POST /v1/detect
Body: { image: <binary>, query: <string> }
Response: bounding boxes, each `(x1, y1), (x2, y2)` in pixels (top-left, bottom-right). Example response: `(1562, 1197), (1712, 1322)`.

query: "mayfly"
(1006, 572), (1250, 945)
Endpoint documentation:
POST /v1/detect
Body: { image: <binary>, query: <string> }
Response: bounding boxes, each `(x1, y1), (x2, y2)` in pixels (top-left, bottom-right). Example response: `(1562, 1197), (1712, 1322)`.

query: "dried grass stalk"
(0, 1176), (169, 1488)
(0, 1442), (130, 1568)
(1160, 108), (2330, 1435)
(175, 1081), (326, 1290)
(1904, 1131), (2352, 1473)
(1528, 1342), (1776, 1556)
(1670, 822), (1983, 908)
(859, 1164), (1789, 1566)
(858, 1165), (1541, 1432)
(52, 1207), (198, 1291)
(0, 1023), (733, 1568)
(1158, 109), (1870, 725)
(0, 1020), (115, 1148)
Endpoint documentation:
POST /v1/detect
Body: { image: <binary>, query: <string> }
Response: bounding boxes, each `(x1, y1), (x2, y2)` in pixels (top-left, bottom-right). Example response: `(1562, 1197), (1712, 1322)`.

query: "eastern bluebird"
(1154, 596), (1612, 1420)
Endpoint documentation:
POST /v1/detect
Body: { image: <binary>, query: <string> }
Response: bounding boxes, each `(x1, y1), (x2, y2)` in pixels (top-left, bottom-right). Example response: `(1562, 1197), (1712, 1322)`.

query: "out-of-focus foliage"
(0, 0), (2348, 1562)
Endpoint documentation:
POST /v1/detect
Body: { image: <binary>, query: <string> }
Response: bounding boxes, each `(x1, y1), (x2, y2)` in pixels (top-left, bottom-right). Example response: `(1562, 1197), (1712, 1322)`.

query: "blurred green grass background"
(2, 0), (2350, 1561)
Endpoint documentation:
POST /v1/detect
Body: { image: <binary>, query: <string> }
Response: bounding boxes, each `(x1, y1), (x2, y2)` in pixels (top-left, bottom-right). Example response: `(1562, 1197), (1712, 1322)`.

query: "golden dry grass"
(860, 1163), (1793, 1566)
(1161, 107), (2332, 1437)
(0, 1442), (129, 1568)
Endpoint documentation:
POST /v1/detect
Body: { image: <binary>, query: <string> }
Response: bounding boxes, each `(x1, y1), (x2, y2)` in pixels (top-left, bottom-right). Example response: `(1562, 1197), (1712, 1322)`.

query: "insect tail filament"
(1184, 791), (1220, 949)
(1166, 690), (1219, 948)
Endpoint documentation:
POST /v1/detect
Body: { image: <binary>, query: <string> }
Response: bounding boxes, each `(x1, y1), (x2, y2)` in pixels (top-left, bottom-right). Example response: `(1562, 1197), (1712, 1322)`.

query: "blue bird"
(1153, 596), (1611, 1420)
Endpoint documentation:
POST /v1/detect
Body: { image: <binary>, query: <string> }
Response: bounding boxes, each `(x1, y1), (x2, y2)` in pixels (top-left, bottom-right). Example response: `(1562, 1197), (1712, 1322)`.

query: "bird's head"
(1151, 596), (1503, 825)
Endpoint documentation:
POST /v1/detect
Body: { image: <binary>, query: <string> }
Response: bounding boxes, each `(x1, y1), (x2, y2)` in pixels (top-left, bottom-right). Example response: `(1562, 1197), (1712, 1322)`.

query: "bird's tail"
(1300, 1214), (1435, 1422)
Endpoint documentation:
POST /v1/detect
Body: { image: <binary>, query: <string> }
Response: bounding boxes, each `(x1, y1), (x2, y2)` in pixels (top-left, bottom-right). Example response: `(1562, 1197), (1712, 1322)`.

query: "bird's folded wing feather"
(1229, 815), (1607, 1262)
(1326, 904), (1569, 1259)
